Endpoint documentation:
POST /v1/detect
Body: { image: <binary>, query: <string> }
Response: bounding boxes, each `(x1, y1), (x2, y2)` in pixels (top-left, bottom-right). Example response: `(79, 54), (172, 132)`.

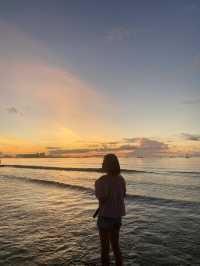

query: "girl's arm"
(95, 180), (108, 203)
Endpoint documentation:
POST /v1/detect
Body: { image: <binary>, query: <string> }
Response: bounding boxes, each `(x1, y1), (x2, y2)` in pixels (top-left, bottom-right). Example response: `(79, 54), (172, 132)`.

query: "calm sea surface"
(0, 157), (200, 265)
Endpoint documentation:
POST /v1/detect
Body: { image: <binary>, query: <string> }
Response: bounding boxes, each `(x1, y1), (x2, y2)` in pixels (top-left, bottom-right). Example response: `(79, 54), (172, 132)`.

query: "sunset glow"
(0, 2), (200, 157)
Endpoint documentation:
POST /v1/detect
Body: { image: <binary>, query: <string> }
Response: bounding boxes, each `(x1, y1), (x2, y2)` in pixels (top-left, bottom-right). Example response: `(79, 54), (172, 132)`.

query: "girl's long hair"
(102, 153), (121, 175)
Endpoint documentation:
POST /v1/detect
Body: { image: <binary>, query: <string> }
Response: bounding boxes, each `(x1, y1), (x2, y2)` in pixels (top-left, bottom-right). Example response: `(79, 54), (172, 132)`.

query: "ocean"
(0, 157), (200, 266)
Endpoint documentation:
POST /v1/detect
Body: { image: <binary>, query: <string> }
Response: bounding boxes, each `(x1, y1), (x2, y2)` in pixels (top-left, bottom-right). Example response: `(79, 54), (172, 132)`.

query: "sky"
(0, 0), (200, 157)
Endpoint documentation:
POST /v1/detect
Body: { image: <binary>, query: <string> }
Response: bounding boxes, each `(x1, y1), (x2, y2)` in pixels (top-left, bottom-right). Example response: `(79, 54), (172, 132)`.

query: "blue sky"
(0, 0), (200, 156)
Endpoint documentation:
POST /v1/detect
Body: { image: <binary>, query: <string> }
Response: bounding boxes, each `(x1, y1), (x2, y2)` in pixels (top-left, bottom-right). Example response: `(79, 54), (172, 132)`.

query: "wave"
(166, 170), (200, 176)
(1, 174), (199, 209)
(126, 194), (200, 209)
(1, 175), (94, 195)
(3, 164), (200, 176)
(0, 164), (155, 174)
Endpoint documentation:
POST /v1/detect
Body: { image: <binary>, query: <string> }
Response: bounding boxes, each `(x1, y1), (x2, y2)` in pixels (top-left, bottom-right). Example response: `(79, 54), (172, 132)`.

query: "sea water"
(0, 157), (200, 265)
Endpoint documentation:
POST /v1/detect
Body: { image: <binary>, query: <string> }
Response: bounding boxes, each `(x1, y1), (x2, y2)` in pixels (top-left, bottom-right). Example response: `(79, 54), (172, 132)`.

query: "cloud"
(122, 137), (168, 155)
(182, 99), (200, 105)
(123, 137), (139, 143)
(192, 53), (200, 72)
(105, 26), (152, 43)
(49, 148), (91, 156)
(130, 138), (169, 157)
(47, 142), (135, 156)
(181, 133), (200, 141)
(193, 54), (200, 67)
(47, 137), (169, 157)
(3, 133), (198, 157)
(106, 141), (120, 145)
(6, 107), (19, 114)
(105, 27), (133, 42)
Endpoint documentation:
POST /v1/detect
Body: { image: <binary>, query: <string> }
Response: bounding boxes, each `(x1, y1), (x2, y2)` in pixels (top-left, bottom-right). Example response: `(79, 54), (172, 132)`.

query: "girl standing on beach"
(95, 154), (126, 266)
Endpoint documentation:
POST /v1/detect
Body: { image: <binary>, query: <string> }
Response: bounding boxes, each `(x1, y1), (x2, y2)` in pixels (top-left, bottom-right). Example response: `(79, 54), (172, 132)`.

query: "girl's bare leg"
(99, 229), (110, 266)
(110, 228), (123, 266)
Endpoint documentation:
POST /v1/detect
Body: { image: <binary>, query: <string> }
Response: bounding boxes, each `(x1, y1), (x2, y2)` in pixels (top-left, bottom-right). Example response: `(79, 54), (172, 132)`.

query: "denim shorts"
(97, 216), (122, 231)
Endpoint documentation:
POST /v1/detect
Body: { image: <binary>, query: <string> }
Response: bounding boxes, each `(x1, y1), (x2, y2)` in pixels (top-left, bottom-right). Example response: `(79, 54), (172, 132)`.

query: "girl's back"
(95, 174), (126, 218)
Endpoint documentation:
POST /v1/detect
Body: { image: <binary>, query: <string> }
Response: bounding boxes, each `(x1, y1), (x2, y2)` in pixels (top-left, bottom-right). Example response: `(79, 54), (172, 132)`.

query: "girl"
(95, 154), (126, 266)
